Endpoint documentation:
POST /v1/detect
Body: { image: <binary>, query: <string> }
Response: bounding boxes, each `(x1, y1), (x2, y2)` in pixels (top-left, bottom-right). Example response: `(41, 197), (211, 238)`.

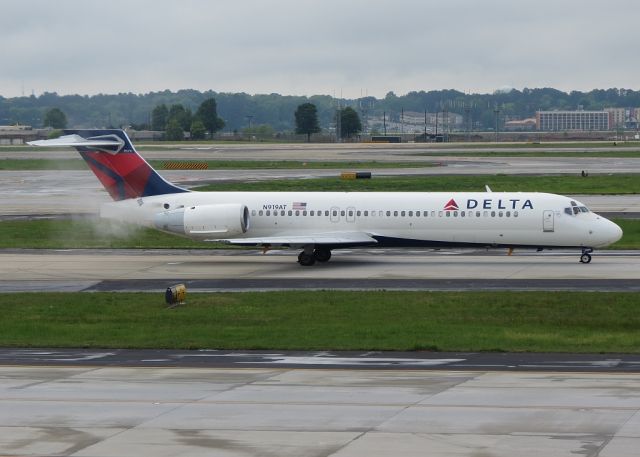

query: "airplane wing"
(208, 231), (378, 246)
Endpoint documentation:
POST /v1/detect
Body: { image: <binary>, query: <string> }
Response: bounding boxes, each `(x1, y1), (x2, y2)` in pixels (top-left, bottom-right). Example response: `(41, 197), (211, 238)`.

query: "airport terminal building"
(536, 110), (610, 131)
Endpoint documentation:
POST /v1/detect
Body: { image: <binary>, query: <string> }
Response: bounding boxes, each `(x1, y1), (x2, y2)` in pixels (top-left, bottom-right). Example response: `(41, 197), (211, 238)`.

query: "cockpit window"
(565, 205), (590, 215)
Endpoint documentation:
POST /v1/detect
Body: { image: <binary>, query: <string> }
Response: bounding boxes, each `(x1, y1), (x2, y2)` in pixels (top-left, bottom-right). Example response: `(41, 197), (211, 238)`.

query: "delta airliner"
(30, 130), (623, 266)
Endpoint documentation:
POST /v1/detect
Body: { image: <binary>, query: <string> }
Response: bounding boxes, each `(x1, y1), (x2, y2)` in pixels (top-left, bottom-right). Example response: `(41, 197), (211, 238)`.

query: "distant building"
(605, 108), (626, 129)
(0, 125), (50, 144)
(536, 111), (609, 131)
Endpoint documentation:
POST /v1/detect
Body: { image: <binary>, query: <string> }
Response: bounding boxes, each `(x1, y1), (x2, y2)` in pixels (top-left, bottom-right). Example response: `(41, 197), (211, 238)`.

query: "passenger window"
(401, 211), (405, 217)
(357, 211), (361, 216)
(348, 211), (353, 217)
(386, 211), (391, 217)
(506, 211), (511, 217)
(432, 211), (436, 217)
(303, 211), (307, 216)
(251, 210), (256, 216)
(325, 211), (330, 216)
(310, 210), (314, 216)
(364, 210), (368, 216)
(461, 211), (465, 217)
(476, 211), (480, 217)
(332, 210), (337, 216)
(281, 210), (285, 216)
(491, 211), (496, 217)
(259, 210), (264, 216)
(266, 210), (271, 216)
(446, 212), (450, 217)
(408, 211), (413, 217)
(341, 210), (345, 216)
(499, 211), (503, 217)
(438, 211), (443, 217)
(514, 211), (519, 217)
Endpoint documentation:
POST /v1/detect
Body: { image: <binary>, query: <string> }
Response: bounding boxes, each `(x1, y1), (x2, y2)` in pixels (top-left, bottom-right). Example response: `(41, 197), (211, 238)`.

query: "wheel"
(298, 251), (316, 266)
(580, 253), (592, 264)
(313, 248), (332, 262)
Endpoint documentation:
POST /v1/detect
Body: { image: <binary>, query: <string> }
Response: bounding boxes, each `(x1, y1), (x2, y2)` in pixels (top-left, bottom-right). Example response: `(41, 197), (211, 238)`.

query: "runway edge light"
(165, 284), (186, 307)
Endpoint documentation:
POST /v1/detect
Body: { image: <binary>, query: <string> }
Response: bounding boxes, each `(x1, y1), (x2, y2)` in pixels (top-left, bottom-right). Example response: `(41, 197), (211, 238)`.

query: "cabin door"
(542, 210), (554, 232)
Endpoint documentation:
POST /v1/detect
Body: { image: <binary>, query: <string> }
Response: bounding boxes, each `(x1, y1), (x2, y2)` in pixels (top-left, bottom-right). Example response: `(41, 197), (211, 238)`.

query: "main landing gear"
(298, 246), (332, 266)
(580, 248), (593, 264)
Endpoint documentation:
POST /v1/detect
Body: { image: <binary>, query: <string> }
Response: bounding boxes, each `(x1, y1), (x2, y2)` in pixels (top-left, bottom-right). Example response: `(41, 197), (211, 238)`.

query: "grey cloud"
(1, 0), (639, 97)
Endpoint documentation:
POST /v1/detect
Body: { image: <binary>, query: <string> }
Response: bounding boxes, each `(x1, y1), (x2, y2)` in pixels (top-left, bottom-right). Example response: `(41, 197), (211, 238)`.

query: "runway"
(1, 249), (638, 292)
(0, 364), (638, 456)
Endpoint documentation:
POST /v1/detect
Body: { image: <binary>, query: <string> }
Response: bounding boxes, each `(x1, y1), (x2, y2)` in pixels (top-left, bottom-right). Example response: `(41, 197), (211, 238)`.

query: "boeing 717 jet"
(30, 130), (623, 265)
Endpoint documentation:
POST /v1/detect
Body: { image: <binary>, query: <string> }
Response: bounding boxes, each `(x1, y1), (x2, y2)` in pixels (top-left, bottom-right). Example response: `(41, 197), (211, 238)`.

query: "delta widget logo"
(443, 198), (459, 211)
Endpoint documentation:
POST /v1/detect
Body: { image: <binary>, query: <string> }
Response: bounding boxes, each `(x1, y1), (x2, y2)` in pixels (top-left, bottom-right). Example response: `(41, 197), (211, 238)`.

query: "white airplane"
(29, 129), (623, 266)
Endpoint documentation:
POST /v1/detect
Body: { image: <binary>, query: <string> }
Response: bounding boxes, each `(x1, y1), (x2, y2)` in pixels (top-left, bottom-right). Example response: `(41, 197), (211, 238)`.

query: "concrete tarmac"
(0, 365), (638, 456)
(1, 249), (638, 292)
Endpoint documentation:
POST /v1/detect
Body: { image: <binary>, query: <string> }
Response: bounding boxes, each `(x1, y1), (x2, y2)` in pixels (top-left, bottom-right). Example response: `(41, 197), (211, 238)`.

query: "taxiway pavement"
(1, 249), (638, 292)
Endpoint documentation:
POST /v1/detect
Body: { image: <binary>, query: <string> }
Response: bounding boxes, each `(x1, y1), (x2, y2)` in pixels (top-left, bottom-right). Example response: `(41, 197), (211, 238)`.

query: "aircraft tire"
(298, 252), (316, 266)
(580, 253), (592, 264)
(313, 248), (332, 262)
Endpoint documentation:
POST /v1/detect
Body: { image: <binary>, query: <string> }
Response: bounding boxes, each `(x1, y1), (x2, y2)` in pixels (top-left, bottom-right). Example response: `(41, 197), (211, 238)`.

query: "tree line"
(3, 87), (640, 133)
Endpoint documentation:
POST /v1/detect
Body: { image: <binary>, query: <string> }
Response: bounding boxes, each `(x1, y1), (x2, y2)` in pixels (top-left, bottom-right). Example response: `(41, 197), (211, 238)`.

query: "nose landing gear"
(580, 248), (593, 264)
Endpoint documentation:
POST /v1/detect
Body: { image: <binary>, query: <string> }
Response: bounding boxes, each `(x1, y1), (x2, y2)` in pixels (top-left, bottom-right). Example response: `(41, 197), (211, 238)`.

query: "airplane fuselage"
(101, 190), (622, 250)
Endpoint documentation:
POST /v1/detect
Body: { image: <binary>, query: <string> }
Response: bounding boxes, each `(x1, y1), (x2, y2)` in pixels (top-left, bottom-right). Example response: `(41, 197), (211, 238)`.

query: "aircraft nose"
(601, 219), (623, 245)
(609, 220), (623, 244)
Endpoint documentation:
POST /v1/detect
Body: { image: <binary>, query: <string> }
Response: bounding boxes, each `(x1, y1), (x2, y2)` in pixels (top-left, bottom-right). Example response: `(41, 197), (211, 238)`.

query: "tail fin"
(29, 129), (188, 201)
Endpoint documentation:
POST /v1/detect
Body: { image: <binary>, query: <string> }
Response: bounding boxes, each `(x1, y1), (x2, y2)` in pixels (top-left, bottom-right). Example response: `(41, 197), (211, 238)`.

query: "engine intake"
(154, 203), (250, 239)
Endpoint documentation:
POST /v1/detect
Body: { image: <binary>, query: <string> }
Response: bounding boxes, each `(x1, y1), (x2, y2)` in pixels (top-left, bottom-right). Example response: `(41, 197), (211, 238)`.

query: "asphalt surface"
(1, 348), (639, 372)
(1, 249), (638, 292)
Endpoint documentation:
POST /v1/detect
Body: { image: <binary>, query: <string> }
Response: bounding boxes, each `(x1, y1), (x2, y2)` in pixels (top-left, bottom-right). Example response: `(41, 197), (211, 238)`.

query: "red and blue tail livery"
(32, 129), (187, 200)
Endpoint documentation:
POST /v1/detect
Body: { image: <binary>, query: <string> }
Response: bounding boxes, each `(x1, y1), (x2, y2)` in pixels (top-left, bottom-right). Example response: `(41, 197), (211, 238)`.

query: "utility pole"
(401, 108), (404, 136)
(494, 106), (500, 143)
(435, 111), (438, 137)
(424, 109), (427, 142)
(464, 102), (471, 142)
(383, 111), (387, 136)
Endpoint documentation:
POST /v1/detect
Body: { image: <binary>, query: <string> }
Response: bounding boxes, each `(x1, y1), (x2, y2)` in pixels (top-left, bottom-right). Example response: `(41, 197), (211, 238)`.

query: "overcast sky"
(2, 0), (638, 98)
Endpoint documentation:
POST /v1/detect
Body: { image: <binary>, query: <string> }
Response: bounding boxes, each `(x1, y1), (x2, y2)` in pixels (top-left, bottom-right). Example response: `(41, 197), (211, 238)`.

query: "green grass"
(195, 174), (640, 194)
(0, 158), (89, 170)
(0, 158), (435, 170)
(1, 218), (638, 249)
(1, 291), (639, 352)
(0, 218), (228, 249)
(609, 219), (640, 249)
(415, 150), (640, 158)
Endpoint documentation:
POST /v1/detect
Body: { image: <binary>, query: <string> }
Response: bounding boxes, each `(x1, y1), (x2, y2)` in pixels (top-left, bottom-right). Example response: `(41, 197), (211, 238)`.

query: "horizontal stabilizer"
(28, 134), (124, 148)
